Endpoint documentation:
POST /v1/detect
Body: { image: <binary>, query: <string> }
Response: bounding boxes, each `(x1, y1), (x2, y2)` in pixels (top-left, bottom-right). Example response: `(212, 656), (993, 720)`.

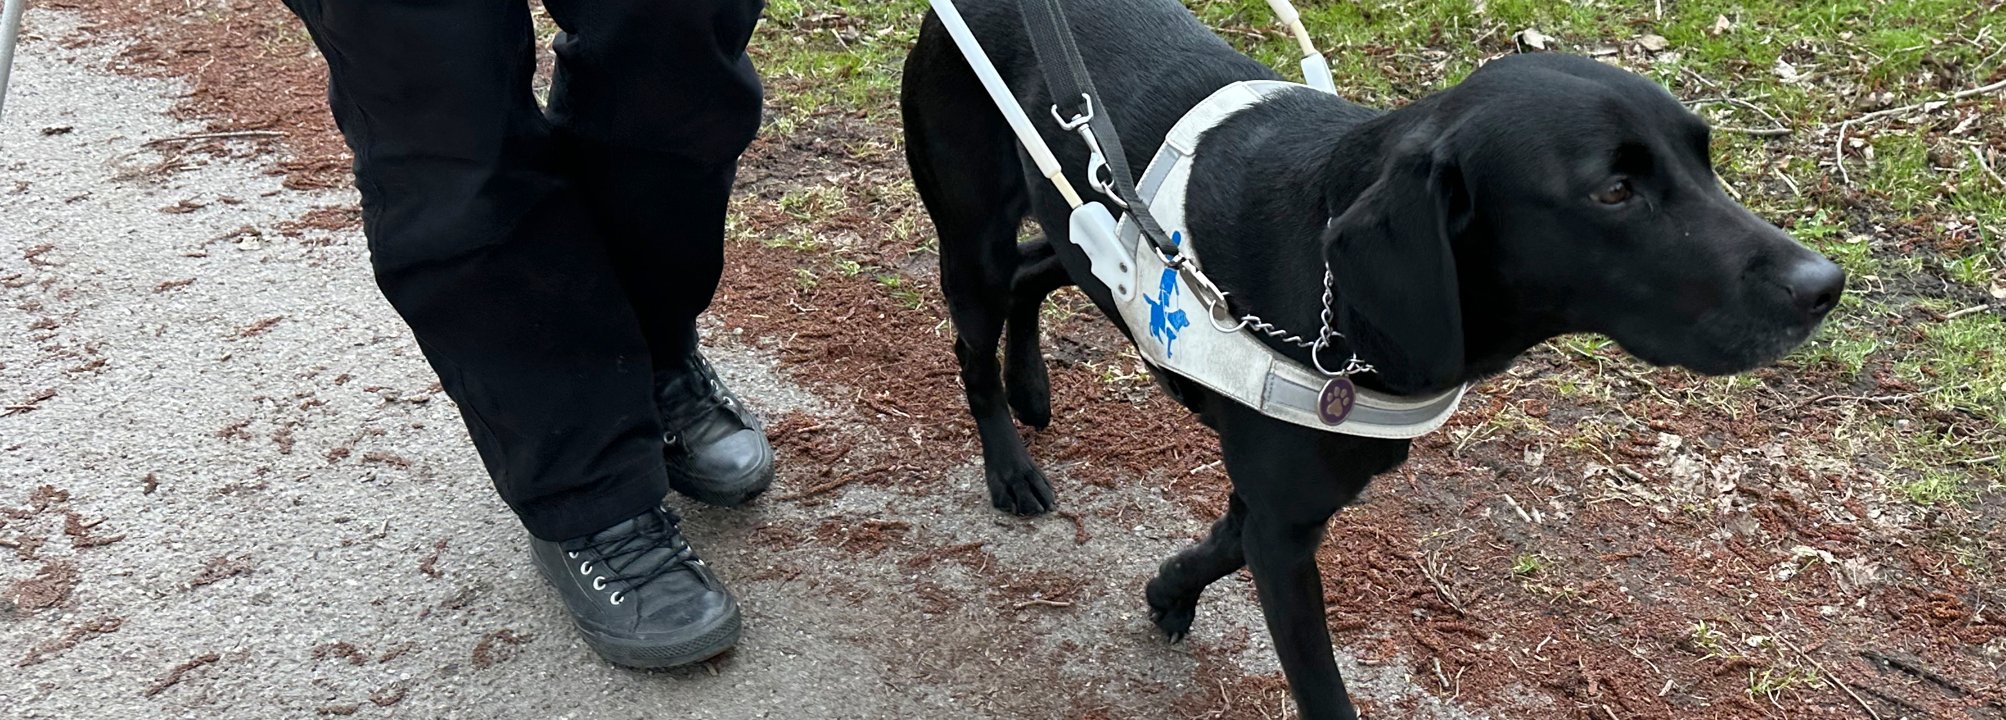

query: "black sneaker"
(656, 352), (775, 507)
(531, 507), (741, 669)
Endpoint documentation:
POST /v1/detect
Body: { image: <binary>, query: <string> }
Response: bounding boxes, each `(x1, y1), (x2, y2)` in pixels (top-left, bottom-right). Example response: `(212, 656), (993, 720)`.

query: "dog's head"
(1324, 53), (1843, 394)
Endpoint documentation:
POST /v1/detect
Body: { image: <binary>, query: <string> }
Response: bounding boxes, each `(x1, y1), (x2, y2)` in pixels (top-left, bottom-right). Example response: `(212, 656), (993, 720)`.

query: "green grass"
(1748, 664), (1825, 703)
(759, 1), (928, 121)
(1897, 312), (2006, 426)
(876, 274), (929, 311)
(1690, 620), (1731, 659)
(1900, 471), (1976, 506)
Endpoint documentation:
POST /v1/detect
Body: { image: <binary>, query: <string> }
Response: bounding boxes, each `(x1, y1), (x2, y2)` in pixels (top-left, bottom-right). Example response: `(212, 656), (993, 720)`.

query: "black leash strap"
(1015, 0), (1183, 262)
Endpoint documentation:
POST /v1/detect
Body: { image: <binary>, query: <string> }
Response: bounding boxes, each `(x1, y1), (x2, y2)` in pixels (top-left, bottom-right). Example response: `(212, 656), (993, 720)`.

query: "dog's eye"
(1592, 180), (1633, 205)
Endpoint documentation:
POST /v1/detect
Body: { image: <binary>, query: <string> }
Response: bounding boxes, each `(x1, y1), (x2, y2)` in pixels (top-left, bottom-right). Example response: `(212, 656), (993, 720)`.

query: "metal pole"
(0, 0), (26, 122)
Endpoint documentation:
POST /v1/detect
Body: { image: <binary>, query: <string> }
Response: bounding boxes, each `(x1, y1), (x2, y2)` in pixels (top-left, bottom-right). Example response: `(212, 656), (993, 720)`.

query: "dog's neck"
(1186, 89), (1560, 389)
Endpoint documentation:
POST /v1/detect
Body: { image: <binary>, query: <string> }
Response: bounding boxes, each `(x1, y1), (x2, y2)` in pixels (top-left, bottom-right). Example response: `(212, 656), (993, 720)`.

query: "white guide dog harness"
(1080, 81), (1467, 439)
(926, 0), (1465, 439)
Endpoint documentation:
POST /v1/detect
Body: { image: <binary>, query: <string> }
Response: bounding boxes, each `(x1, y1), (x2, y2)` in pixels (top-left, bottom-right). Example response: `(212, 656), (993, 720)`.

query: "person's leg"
(280, 0), (740, 667)
(542, 0), (775, 507)
(278, 0), (666, 541)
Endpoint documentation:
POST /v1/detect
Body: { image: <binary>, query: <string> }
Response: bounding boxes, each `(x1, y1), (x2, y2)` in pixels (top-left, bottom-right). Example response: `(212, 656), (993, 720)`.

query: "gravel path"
(0, 12), (1482, 718)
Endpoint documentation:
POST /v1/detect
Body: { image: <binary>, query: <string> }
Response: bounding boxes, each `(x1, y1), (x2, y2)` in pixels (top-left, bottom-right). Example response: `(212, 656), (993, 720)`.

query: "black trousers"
(280, 0), (764, 540)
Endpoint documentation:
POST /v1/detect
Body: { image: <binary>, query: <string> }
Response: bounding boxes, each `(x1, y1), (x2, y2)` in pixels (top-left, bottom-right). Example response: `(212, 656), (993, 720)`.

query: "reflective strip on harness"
(1081, 80), (1467, 439)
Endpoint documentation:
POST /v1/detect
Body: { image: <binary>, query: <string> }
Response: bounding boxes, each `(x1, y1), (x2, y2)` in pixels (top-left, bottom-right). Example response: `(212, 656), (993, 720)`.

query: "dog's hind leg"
(1144, 492), (1246, 642)
(1004, 236), (1070, 429)
(902, 29), (1056, 515)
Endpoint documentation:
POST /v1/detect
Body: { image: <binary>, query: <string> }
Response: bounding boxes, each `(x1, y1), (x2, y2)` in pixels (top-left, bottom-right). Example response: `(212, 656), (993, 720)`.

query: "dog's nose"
(1782, 255), (1845, 319)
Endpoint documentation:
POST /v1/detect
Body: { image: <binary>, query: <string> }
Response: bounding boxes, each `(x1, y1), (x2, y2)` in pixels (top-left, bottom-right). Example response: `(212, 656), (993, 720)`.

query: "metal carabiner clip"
(1050, 94), (1125, 207)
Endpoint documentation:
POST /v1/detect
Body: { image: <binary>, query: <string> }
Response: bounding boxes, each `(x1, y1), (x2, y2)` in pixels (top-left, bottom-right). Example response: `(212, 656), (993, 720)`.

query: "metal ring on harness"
(1088, 153), (1124, 207)
(1310, 335), (1345, 376)
(1201, 291), (1251, 333)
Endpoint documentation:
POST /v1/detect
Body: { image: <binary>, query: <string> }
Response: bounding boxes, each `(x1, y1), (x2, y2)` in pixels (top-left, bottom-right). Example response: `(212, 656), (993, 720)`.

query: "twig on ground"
(1612, 364), (1679, 404)
(1716, 171), (1745, 200)
(1971, 146), (2006, 189)
(1943, 304), (1994, 320)
(1687, 96), (1790, 136)
(143, 130), (286, 147)
(1417, 552), (1466, 615)
(1057, 510), (1091, 545)
(3, 389), (57, 416)
(1766, 626), (1882, 720)
(859, 396), (910, 419)
(1955, 454), (2001, 466)
(1681, 67), (1726, 92)
(1843, 78), (2006, 126)
(1773, 166), (1802, 196)
(1012, 598), (1073, 610)
(1716, 125), (1792, 137)
(143, 652), (221, 698)
(1787, 391), (1923, 411)
(1832, 77), (2006, 185)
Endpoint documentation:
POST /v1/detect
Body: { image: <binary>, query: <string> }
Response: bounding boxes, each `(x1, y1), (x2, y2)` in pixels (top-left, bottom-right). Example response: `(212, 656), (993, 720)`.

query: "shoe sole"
(574, 601), (743, 670)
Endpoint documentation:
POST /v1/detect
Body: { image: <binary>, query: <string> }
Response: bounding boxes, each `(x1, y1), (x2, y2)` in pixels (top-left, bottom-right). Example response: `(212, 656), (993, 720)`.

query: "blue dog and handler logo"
(1147, 231), (1192, 357)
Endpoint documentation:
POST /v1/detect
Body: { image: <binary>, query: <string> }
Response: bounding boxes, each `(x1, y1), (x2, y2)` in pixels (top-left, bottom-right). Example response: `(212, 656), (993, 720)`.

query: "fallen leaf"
(1773, 58), (1802, 83)
(1639, 34), (1670, 52)
(1989, 277), (2005, 300)
(1514, 28), (1553, 52)
(1710, 15), (1734, 35)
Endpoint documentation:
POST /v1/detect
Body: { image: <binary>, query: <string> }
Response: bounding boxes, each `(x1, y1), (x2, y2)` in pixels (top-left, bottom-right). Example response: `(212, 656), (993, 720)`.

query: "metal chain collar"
(1187, 260), (1377, 378)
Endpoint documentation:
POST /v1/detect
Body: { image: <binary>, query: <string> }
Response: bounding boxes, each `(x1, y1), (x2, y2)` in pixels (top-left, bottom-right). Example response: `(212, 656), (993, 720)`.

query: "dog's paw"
(1005, 358), (1052, 430)
(985, 462), (1056, 515)
(1144, 579), (1198, 643)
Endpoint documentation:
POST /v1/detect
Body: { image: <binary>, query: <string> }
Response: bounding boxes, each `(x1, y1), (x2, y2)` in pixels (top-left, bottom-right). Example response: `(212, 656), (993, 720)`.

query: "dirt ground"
(3, 2), (2004, 719)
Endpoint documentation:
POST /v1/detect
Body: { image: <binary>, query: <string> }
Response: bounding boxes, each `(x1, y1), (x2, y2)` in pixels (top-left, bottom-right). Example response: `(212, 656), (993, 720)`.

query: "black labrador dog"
(900, 0), (1844, 716)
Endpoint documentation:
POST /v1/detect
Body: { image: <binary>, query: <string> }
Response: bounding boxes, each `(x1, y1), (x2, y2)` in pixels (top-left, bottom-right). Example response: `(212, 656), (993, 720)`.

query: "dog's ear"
(1322, 135), (1468, 395)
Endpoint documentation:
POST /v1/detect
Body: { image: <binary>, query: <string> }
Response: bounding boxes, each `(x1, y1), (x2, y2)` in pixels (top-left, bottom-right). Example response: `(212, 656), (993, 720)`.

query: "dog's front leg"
(1244, 507), (1356, 719)
(1145, 492), (1247, 641)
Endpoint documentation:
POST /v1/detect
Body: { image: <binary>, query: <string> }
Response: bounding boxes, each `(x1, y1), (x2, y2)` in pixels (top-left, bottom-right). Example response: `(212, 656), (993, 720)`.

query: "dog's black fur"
(901, 1), (1844, 716)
